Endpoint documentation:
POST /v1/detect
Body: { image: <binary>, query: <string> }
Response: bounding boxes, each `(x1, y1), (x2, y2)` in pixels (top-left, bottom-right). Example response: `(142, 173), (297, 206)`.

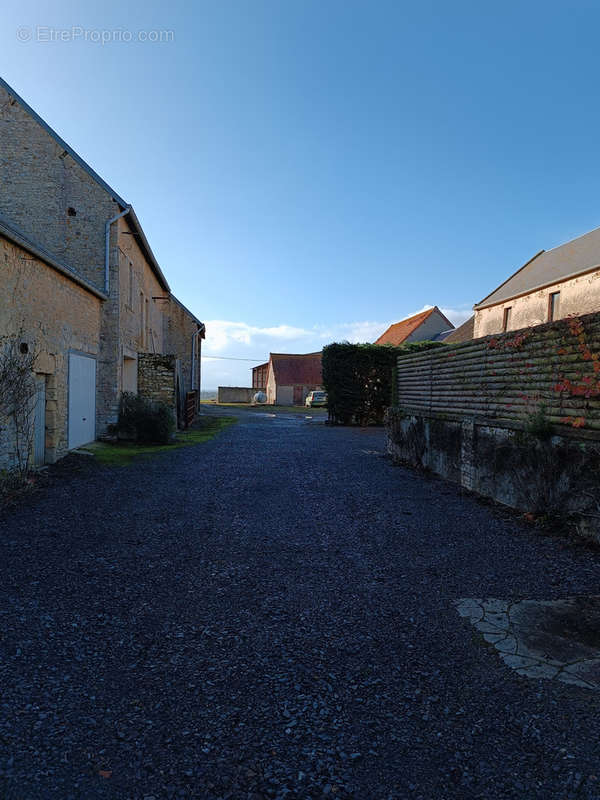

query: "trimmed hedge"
(322, 341), (443, 425)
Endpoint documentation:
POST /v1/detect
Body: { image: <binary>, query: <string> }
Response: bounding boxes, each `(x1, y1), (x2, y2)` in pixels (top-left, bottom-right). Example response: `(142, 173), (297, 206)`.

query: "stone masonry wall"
(163, 298), (201, 396)
(386, 412), (600, 542)
(0, 234), (102, 468)
(137, 354), (176, 415)
(0, 84), (125, 435)
(0, 83), (120, 290)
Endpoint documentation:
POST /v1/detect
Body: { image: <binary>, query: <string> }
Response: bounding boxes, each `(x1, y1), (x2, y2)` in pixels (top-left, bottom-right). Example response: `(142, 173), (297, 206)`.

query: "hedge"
(322, 341), (443, 425)
(117, 392), (175, 444)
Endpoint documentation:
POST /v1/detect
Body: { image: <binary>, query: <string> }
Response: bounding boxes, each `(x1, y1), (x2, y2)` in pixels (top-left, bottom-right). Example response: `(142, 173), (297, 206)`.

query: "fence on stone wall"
(395, 311), (600, 435)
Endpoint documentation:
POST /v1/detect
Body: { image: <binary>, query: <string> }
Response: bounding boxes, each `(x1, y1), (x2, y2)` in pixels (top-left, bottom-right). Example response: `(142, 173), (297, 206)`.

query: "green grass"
(85, 416), (236, 466)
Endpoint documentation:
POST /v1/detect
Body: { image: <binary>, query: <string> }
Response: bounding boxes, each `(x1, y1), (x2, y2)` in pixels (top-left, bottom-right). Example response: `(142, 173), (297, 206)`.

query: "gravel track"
(2, 407), (600, 799)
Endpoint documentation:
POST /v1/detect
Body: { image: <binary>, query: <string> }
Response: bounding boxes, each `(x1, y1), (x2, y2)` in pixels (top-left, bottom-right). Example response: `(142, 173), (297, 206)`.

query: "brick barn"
(252, 352), (323, 406)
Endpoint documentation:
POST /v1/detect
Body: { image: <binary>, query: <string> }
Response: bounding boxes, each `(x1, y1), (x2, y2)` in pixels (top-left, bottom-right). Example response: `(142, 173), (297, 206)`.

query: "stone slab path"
(2, 406), (600, 799)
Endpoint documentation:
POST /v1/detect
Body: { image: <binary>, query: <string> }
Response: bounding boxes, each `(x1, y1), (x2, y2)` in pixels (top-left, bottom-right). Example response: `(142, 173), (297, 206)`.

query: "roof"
(269, 352), (322, 386)
(169, 293), (205, 334)
(476, 225), (600, 309)
(375, 306), (454, 345)
(0, 211), (107, 300)
(124, 208), (170, 292)
(443, 315), (475, 344)
(252, 362), (269, 372)
(0, 76), (169, 293)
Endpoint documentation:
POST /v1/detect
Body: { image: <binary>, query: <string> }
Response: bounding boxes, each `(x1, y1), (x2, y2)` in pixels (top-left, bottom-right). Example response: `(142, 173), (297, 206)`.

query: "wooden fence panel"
(395, 312), (600, 434)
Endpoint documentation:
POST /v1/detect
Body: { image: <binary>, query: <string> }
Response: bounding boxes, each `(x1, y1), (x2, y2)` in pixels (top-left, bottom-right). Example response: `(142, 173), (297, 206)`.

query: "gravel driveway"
(2, 407), (600, 799)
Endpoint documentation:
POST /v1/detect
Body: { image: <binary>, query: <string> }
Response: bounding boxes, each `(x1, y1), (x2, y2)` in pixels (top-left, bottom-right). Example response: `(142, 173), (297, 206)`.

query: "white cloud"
(200, 304), (475, 389)
(203, 320), (313, 354)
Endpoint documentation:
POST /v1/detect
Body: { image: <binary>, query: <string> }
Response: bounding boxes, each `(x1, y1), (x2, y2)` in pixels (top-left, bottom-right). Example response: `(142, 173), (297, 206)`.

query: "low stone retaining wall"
(217, 386), (255, 403)
(386, 409), (600, 542)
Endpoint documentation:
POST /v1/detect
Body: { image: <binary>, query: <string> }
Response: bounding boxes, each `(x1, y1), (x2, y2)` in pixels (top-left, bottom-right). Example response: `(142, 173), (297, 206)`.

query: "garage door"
(68, 353), (96, 449)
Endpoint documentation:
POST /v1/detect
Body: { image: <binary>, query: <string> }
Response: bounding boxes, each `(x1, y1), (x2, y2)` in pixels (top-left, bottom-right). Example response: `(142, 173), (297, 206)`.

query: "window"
(128, 263), (133, 308)
(140, 292), (145, 346)
(502, 306), (512, 332)
(548, 291), (560, 322)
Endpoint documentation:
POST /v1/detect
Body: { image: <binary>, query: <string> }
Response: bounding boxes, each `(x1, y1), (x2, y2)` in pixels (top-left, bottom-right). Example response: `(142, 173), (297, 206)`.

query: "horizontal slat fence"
(395, 312), (600, 433)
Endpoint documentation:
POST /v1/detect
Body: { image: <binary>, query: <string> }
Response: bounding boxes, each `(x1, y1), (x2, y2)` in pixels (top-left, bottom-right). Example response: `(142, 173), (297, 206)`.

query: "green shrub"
(117, 392), (175, 444)
(524, 403), (553, 441)
(322, 341), (443, 425)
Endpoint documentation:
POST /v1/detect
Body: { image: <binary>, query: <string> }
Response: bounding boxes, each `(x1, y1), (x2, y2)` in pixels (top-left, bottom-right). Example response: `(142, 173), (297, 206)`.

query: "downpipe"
(104, 206), (131, 294)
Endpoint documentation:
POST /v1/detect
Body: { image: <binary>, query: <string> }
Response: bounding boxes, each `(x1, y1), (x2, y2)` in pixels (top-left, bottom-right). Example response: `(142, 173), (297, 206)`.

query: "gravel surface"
(2, 406), (600, 799)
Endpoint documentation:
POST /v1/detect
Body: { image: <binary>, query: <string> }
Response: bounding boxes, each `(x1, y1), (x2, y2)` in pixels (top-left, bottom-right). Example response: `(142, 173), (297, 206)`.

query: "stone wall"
(0, 233), (102, 468)
(0, 83), (120, 290)
(386, 411), (600, 541)
(217, 386), (255, 403)
(475, 270), (600, 338)
(0, 81), (204, 441)
(164, 297), (202, 396)
(137, 354), (176, 413)
(0, 82), (123, 434)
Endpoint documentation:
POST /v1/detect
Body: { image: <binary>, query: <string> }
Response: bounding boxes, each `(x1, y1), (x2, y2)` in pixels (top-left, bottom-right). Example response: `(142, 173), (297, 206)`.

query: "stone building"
(0, 77), (204, 468)
(375, 307), (454, 345)
(474, 225), (600, 337)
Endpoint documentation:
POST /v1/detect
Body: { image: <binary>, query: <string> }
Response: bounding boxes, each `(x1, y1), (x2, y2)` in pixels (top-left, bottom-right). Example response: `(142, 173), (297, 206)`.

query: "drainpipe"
(190, 323), (206, 392)
(104, 206), (131, 294)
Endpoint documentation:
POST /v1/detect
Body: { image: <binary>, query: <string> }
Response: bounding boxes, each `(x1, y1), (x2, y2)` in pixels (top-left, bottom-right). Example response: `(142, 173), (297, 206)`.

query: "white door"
(33, 376), (46, 466)
(68, 353), (96, 449)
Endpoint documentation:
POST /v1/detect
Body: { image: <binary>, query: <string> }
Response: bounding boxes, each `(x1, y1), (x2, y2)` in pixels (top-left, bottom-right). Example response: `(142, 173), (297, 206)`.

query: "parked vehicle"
(305, 390), (328, 408)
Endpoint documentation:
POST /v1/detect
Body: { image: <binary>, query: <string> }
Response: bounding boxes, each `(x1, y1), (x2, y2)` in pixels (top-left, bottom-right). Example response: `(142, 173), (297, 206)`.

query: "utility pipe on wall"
(190, 324), (206, 392)
(104, 206), (131, 294)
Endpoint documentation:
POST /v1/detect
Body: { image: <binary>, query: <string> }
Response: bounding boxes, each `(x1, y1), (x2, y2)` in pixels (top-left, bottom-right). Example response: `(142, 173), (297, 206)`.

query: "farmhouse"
(375, 306), (454, 345)
(0, 77), (204, 469)
(252, 352), (323, 406)
(474, 225), (600, 337)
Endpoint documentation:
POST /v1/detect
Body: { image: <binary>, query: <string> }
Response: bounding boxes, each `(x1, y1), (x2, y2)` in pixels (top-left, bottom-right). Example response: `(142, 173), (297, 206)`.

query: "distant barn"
(252, 352), (322, 406)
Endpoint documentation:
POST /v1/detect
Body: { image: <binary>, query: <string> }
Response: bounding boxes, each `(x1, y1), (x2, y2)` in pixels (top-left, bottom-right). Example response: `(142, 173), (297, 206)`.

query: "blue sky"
(3, 1), (600, 387)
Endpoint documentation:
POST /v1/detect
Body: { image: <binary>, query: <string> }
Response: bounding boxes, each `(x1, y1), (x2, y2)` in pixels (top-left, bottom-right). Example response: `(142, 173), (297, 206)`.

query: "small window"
(548, 291), (560, 322)
(67, 207), (76, 217)
(140, 292), (144, 344)
(502, 306), (512, 332)
(128, 264), (133, 308)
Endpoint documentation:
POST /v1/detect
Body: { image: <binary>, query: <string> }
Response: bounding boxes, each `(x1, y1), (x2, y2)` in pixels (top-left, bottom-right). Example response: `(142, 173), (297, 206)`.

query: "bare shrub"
(0, 335), (37, 475)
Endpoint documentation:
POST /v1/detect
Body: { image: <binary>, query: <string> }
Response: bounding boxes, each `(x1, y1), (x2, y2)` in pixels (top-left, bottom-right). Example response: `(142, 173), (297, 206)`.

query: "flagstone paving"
(456, 597), (600, 689)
